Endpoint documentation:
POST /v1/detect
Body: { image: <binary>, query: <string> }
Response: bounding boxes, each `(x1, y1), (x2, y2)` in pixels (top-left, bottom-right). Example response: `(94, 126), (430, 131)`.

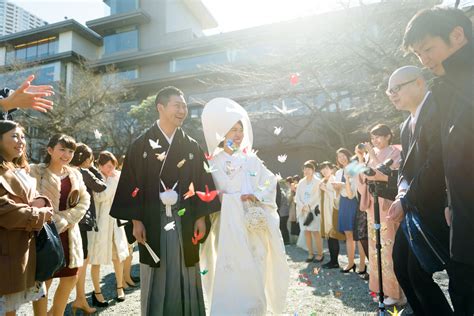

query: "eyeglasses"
(385, 78), (418, 96)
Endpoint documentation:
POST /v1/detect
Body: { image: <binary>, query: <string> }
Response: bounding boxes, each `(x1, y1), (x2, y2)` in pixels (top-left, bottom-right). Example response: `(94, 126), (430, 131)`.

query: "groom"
(110, 86), (220, 315)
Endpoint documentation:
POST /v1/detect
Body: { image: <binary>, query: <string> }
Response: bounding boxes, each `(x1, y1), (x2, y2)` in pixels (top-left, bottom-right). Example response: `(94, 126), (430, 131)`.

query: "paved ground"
(18, 242), (450, 315)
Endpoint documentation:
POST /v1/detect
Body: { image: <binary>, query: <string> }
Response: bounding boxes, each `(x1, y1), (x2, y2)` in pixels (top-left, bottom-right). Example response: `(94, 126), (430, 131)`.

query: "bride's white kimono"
(200, 98), (289, 316)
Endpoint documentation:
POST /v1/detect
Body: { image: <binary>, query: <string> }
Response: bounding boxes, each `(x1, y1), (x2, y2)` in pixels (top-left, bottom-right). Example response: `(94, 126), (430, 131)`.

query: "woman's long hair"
(70, 143), (93, 167)
(0, 120), (28, 169)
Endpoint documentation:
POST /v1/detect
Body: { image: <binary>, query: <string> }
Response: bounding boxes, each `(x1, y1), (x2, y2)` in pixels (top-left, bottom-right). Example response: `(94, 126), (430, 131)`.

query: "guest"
(277, 180), (291, 245)
(334, 148), (367, 274)
(287, 177), (299, 243)
(318, 161), (345, 269)
(357, 124), (404, 306)
(296, 160), (323, 262)
(70, 144), (107, 313)
(31, 134), (90, 316)
(0, 121), (53, 316)
(87, 151), (129, 304)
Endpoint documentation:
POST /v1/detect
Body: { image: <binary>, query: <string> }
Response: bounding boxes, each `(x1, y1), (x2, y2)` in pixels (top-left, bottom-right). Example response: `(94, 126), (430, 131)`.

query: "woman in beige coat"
(87, 151), (129, 304)
(0, 121), (52, 316)
(30, 134), (90, 316)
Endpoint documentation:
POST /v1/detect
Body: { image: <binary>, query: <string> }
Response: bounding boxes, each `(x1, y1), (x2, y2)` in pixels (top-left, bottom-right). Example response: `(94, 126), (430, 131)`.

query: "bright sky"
(8, 0), (470, 35)
(8, 0), (361, 34)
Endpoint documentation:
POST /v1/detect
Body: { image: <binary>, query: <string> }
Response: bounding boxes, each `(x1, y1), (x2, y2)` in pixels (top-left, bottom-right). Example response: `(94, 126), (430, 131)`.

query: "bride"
(200, 98), (289, 315)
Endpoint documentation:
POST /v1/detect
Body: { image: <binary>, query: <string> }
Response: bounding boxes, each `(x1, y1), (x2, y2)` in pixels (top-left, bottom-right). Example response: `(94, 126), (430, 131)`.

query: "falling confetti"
(276, 173), (283, 181)
(273, 100), (299, 115)
(249, 171), (257, 177)
(203, 161), (218, 173)
(200, 269), (209, 275)
(334, 291), (343, 298)
(156, 152), (166, 161)
(188, 153), (194, 160)
(196, 185), (218, 203)
(183, 182), (195, 200)
(313, 267), (320, 275)
(277, 154), (288, 163)
(94, 129), (102, 140)
(274, 126), (283, 136)
(131, 187), (139, 198)
(177, 208), (186, 216)
(388, 306), (404, 316)
(143, 152), (148, 159)
(177, 159), (186, 168)
(164, 221), (176, 231)
(290, 73), (300, 86)
(192, 231), (205, 245)
(204, 152), (213, 160)
(149, 139), (162, 150)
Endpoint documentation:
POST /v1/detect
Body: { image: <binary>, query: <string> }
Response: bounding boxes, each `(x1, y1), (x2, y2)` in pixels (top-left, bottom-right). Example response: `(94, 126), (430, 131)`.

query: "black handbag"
(35, 221), (65, 281)
(400, 197), (449, 274)
(303, 205), (320, 226)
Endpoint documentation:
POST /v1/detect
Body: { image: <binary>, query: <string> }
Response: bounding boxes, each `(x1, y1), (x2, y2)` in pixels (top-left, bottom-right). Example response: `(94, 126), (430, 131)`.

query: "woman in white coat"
(296, 160), (324, 262)
(87, 151), (129, 304)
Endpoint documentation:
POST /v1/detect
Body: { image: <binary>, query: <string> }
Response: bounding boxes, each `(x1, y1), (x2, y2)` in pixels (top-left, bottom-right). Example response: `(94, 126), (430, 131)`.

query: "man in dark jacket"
(400, 7), (473, 315)
(387, 66), (452, 315)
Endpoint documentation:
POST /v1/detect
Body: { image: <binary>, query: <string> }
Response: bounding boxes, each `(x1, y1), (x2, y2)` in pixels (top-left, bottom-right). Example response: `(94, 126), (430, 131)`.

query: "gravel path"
(18, 242), (449, 315)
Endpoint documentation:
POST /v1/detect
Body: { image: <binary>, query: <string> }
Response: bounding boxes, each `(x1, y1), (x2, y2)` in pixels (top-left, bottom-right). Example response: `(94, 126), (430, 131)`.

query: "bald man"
(386, 66), (452, 315)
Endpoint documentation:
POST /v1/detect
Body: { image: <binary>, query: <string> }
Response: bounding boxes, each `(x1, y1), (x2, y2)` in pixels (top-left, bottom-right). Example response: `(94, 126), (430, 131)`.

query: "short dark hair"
(154, 86), (184, 107)
(97, 150), (118, 167)
(318, 161), (333, 171)
(370, 124), (393, 144)
(303, 160), (316, 170)
(403, 7), (472, 51)
(336, 148), (353, 168)
(70, 143), (93, 167)
(44, 134), (76, 164)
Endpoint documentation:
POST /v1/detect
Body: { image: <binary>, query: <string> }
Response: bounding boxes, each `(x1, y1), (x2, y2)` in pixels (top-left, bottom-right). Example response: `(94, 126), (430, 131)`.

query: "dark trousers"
(328, 237), (340, 264)
(279, 215), (290, 244)
(393, 228), (453, 316)
(447, 259), (474, 315)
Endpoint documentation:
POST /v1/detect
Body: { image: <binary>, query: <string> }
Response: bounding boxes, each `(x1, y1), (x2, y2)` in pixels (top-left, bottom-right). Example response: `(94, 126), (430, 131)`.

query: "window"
(104, 27), (138, 55)
(26, 44), (37, 60)
(105, 0), (138, 15)
(4, 37), (58, 64)
(171, 51), (229, 73)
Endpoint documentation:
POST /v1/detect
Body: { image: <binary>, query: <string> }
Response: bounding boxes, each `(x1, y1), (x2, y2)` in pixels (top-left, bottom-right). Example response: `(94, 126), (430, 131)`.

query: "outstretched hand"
(1, 75), (54, 113)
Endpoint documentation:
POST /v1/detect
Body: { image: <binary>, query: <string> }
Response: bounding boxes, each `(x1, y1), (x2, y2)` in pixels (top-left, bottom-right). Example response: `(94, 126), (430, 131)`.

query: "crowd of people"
(0, 5), (472, 316)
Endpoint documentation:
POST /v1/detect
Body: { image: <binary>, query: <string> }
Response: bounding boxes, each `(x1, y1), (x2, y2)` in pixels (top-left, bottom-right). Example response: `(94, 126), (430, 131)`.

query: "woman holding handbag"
(30, 134), (90, 316)
(295, 160), (324, 263)
(0, 121), (53, 316)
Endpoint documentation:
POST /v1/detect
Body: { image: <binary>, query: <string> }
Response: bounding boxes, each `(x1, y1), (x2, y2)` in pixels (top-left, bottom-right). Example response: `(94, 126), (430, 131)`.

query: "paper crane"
(196, 185), (218, 203)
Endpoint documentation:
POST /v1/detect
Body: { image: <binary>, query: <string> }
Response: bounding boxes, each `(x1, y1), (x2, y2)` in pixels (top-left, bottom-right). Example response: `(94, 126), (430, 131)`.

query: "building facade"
(0, 0), (46, 36)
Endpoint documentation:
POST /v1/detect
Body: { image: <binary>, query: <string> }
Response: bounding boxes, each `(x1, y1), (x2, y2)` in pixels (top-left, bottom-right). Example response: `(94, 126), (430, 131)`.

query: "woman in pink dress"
(357, 124), (405, 306)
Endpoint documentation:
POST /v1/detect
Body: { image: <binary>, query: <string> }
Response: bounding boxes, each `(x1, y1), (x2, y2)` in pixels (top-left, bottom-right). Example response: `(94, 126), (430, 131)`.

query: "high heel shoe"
(305, 255), (315, 263)
(357, 266), (367, 274)
(71, 303), (97, 315)
(313, 255), (325, 263)
(116, 287), (126, 302)
(91, 292), (109, 307)
(340, 264), (356, 273)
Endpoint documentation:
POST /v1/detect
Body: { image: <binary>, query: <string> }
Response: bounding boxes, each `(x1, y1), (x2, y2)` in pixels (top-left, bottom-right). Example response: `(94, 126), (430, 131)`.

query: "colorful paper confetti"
(200, 269), (208, 275)
(249, 171), (257, 177)
(277, 154), (288, 163)
(164, 221), (175, 231)
(203, 161), (218, 173)
(148, 138), (162, 150)
(274, 126), (283, 136)
(177, 159), (186, 168)
(204, 152), (213, 160)
(177, 208), (186, 216)
(183, 182), (195, 200)
(290, 73), (300, 86)
(345, 160), (369, 177)
(156, 152), (166, 161)
(274, 100), (299, 115)
(196, 185), (218, 203)
(131, 187), (139, 198)
(388, 306), (404, 316)
(94, 129), (102, 140)
(334, 291), (342, 298)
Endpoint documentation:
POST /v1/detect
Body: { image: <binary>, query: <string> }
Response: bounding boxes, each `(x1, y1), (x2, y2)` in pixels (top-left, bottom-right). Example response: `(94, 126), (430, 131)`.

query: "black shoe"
(91, 292), (109, 307)
(305, 255), (315, 263)
(340, 264), (356, 273)
(357, 266), (367, 274)
(322, 261), (339, 269)
(313, 255), (324, 263)
(116, 287), (125, 302)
